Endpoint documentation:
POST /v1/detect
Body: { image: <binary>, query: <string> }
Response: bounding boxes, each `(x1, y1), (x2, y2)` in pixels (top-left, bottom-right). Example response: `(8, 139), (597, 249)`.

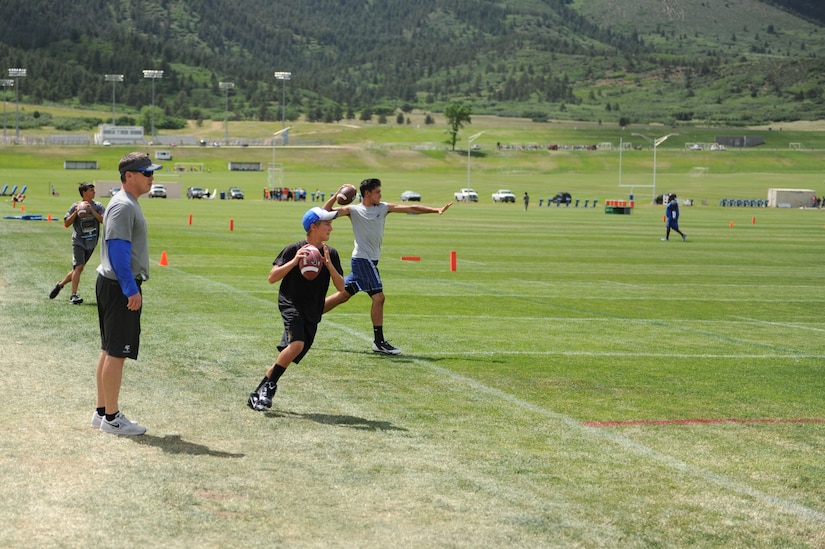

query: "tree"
(444, 103), (472, 151)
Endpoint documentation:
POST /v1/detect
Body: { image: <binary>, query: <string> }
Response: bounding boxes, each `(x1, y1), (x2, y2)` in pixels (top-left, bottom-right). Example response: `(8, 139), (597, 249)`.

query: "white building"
(95, 124), (145, 145)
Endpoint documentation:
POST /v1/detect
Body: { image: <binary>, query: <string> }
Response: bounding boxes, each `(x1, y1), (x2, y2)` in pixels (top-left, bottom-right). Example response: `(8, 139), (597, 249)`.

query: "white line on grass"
(423, 350), (825, 359)
(731, 316), (825, 333)
(162, 264), (825, 526)
(395, 352), (825, 526)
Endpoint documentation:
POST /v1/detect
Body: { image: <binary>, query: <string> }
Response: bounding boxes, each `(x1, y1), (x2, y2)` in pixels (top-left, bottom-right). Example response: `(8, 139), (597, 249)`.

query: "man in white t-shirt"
(323, 178), (451, 354)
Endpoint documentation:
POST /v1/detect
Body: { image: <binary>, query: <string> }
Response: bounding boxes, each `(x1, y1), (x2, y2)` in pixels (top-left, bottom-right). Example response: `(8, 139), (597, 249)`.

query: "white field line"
(423, 351), (825, 359)
(731, 315), (825, 333)
(165, 265), (825, 526)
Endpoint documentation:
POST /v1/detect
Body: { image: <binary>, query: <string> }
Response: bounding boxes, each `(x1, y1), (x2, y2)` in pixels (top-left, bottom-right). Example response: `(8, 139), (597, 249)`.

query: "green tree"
(444, 103), (472, 151)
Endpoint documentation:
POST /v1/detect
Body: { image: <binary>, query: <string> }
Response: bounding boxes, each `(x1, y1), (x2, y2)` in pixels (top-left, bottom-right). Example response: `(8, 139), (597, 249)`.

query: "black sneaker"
(49, 283), (63, 299)
(247, 382), (277, 412)
(69, 294), (83, 305)
(372, 340), (402, 355)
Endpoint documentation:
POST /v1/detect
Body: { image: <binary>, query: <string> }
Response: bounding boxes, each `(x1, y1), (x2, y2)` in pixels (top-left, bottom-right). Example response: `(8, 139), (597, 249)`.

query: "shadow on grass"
(132, 434), (245, 458)
(265, 410), (408, 432)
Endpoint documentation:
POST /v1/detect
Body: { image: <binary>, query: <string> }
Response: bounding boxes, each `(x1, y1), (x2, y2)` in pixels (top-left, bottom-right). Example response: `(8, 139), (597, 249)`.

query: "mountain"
(0, 0), (824, 127)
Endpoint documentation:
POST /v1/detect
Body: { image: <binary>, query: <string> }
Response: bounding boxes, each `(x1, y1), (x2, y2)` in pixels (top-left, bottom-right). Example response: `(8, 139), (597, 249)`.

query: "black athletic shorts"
(277, 307), (318, 364)
(96, 275), (141, 360)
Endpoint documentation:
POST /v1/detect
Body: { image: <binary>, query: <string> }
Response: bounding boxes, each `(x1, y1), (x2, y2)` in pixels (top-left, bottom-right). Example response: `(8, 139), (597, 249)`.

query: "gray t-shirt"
(66, 200), (106, 249)
(96, 190), (150, 282)
(349, 202), (389, 260)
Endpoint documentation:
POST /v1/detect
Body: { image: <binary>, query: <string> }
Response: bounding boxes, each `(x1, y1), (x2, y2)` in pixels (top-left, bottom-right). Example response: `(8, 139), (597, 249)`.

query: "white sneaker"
(100, 411), (146, 436)
(92, 410), (138, 429)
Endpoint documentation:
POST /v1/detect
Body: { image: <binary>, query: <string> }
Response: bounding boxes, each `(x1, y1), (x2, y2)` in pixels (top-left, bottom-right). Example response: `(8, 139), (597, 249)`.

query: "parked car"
(400, 190), (421, 202)
(228, 187), (244, 199)
(549, 192), (572, 205)
(492, 189), (516, 203)
(186, 186), (205, 199)
(148, 184), (167, 198)
(453, 188), (479, 202)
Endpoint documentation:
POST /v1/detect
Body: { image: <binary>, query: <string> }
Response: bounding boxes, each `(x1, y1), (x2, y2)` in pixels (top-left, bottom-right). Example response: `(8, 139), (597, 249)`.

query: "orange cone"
(159, 250), (169, 266)
(729, 221), (734, 228)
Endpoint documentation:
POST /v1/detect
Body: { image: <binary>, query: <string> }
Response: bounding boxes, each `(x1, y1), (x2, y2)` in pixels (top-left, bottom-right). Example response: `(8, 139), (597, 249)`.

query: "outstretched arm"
(387, 202), (452, 215)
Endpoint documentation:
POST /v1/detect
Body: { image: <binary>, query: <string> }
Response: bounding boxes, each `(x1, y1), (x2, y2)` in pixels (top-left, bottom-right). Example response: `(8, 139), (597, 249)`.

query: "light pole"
(219, 81), (234, 145)
(8, 68), (26, 143)
(273, 71), (291, 130)
(467, 130), (486, 188)
(0, 79), (12, 140)
(632, 132), (677, 202)
(142, 69), (163, 143)
(105, 74), (124, 126)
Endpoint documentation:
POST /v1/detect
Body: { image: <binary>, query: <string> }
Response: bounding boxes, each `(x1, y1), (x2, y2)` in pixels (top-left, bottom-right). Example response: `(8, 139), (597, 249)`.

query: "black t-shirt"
(274, 240), (343, 323)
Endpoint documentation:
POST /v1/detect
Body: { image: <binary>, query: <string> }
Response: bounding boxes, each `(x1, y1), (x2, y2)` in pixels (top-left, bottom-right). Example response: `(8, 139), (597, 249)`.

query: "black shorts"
(96, 275), (141, 360)
(277, 308), (318, 364)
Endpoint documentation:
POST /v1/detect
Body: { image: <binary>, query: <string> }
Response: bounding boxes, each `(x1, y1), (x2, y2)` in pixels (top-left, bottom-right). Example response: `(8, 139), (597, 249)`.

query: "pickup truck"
(453, 188), (479, 202)
(492, 189), (516, 203)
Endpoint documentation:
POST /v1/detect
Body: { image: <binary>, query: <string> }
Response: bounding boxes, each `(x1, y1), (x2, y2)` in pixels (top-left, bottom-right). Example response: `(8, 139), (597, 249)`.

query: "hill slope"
(0, 0), (824, 126)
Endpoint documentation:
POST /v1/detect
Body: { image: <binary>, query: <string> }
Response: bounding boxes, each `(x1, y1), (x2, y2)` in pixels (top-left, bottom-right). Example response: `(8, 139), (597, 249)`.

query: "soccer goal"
(789, 143), (804, 150)
(689, 166), (709, 177)
(268, 163), (284, 188)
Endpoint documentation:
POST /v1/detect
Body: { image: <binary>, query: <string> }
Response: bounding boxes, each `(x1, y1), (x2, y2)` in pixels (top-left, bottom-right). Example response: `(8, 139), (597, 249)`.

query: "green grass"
(1, 141), (824, 547)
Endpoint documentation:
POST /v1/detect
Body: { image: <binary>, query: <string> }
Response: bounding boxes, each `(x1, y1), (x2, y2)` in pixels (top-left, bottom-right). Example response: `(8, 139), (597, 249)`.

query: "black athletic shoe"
(49, 284), (63, 299)
(247, 382), (277, 412)
(70, 294), (83, 305)
(372, 340), (402, 355)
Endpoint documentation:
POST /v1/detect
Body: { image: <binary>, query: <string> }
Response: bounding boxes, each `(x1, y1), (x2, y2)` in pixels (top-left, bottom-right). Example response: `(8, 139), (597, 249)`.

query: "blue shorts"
(344, 258), (383, 296)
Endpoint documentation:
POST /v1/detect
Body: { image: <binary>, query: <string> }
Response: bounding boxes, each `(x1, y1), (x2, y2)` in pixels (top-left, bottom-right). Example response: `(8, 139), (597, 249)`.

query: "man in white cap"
(247, 207), (345, 411)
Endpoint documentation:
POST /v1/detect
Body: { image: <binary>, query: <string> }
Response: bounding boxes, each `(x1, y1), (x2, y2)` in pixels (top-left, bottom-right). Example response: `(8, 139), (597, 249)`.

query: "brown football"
(299, 245), (324, 280)
(337, 184), (357, 205)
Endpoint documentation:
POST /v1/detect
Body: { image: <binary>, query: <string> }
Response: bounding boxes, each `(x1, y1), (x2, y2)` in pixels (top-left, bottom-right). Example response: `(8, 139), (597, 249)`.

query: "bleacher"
(719, 198), (768, 207)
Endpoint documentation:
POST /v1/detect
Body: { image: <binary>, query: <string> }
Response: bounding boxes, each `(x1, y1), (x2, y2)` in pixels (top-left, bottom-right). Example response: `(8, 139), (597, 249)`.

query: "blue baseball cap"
(302, 207), (337, 231)
(119, 154), (163, 176)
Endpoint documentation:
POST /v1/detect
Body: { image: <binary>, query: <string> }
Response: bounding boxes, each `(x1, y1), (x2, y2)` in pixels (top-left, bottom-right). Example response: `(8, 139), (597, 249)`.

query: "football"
(299, 245), (324, 280)
(337, 184), (357, 205)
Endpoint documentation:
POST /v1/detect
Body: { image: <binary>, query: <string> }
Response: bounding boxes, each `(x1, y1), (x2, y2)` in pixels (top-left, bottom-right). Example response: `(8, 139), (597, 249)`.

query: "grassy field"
(1, 133), (824, 547)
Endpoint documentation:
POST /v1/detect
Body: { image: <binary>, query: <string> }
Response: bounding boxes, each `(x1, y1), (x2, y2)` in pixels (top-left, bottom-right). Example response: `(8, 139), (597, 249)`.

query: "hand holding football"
(337, 184), (357, 205)
(299, 245), (324, 280)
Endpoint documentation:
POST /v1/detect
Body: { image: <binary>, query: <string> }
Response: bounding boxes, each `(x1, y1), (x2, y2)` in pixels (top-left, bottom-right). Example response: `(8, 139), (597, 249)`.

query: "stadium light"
(0, 79), (12, 140)
(8, 68), (26, 143)
(105, 74), (124, 126)
(219, 81), (235, 145)
(142, 69), (164, 143)
(467, 130), (486, 188)
(274, 71), (291, 129)
(632, 132), (677, 203)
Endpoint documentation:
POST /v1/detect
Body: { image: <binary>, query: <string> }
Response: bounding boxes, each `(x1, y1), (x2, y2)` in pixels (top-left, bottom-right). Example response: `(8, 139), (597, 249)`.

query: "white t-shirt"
(348, 202), (389, 261)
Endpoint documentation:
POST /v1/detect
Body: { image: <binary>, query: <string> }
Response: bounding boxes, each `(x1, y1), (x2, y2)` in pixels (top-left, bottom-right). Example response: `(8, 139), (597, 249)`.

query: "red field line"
(583, 418), (825, 428)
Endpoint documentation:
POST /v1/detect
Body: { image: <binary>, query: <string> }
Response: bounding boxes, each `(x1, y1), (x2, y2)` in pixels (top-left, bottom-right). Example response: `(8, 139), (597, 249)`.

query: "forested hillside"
(0, 0), (824, 128)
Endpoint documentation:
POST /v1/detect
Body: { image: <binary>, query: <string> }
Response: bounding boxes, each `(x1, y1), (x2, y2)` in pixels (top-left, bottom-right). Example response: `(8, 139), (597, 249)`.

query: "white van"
(156, 150), (173, 161)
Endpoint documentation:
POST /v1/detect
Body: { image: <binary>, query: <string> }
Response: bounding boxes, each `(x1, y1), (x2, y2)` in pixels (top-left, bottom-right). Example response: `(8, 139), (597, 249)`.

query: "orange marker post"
(230, 218), (234, 232)
(188, 214), (193, 225)
(449, 251), (457, 272)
